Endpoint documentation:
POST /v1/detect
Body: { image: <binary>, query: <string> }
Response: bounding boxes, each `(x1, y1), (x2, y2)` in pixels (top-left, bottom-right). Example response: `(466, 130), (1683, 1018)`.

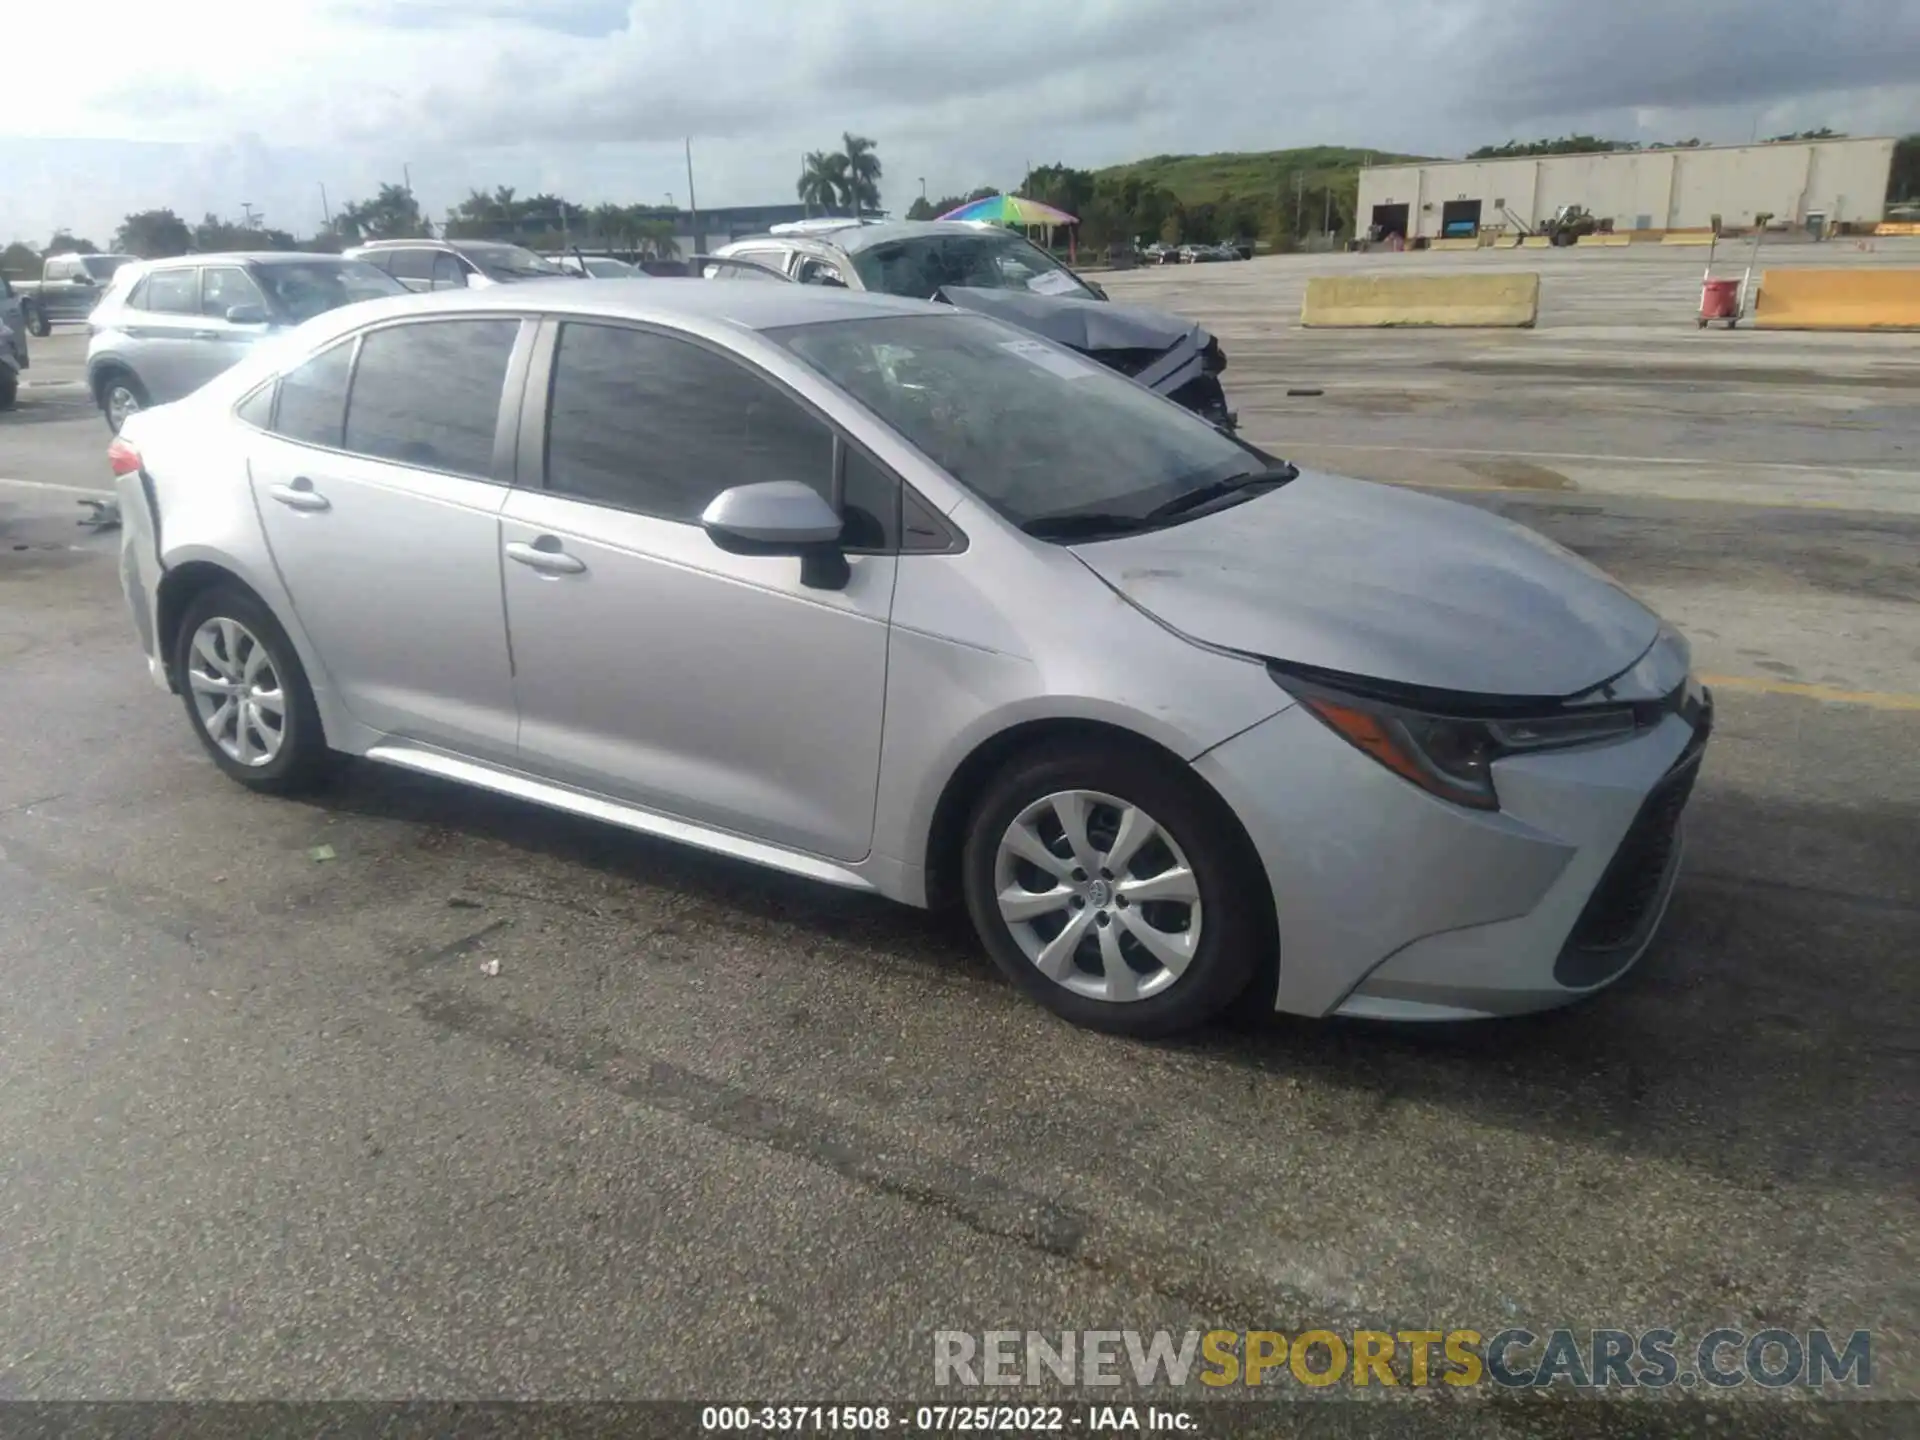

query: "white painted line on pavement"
(0, 477), (114, 497)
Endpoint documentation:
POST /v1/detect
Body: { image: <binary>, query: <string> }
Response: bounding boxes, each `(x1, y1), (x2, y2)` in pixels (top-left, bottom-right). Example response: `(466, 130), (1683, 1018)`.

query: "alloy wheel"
(993, 789), (1202, 1003)
(107, 383), (141, 431)
(186, 617), (286, 767)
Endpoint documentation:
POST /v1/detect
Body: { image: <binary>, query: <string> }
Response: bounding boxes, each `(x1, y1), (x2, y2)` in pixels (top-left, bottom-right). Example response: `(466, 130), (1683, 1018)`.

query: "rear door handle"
(192, 330), (220, 340)
(268, 479), (330, 512)
(505, 539), (587, 575)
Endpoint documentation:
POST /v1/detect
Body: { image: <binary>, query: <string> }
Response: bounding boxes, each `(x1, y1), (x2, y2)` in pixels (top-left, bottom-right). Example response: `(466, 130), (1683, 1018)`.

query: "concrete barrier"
(1520, 235), (1552, 249)
(1661, 230), (1716, 246)
(1577, 233), (1631, 246)
(1302, 273), (1540, 328)
(1753, 269), (1920, 330)
(1873, 222), (1920, 237)
(1429, 237), (1480, 251)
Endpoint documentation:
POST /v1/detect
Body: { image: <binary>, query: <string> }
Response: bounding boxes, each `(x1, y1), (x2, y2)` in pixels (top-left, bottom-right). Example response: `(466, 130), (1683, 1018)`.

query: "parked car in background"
(14, 252), (137, 335)
(549, 253), (645, 278)
(109, 281), (1710, 1037)
(86, 252), (408, 432)
(0, 320), (20, 409)
(0, 271), (31, 382)
(346, 239), (584, 292)
(711, 220), (1236, 429)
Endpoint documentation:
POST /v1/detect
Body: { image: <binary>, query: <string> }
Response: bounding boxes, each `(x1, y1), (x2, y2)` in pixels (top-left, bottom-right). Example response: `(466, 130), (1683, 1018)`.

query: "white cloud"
(3, 0), (1915, 247)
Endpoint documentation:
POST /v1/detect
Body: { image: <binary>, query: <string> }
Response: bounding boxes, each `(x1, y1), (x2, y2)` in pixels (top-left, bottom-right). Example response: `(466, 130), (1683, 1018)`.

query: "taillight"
(107, 438), (143, 477)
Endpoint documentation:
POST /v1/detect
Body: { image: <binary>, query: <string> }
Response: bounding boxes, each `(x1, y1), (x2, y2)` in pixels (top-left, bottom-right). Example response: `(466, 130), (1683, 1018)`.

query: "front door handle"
(505, 539), (587, 575)
(268, 479), (330, 512)
(192, 330), (221, 341)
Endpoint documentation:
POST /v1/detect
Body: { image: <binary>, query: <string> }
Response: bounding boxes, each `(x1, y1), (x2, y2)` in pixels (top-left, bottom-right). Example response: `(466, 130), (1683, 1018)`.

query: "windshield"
(82, 256), (133, 279)
(582, 257), (637, 277)
(850, 231), (1095, 301)
(253, 260), (408, 323)
(462, 243), (569, 279)
(771, 313), (1269, 534)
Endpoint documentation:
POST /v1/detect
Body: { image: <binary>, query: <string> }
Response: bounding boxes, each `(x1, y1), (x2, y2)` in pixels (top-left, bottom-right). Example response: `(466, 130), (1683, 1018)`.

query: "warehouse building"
(1357, 136), (1898, 241)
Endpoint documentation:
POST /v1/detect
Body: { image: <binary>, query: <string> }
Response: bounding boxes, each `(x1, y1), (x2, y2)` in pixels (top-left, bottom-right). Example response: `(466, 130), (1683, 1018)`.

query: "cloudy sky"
(4, 0), (1917, 247)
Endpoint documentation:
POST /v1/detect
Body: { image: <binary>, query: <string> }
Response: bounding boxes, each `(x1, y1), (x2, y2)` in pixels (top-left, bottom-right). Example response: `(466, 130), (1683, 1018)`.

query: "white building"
(1357, 137), (1897, 241)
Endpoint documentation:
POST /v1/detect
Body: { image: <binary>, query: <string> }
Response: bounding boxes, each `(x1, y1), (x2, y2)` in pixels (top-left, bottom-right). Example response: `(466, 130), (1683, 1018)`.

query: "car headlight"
(1273, 670), (1640, 811)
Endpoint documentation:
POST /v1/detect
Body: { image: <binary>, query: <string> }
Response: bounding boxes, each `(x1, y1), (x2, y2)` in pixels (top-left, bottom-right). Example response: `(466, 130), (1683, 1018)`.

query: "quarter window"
(343, 319), (519, 478)
(236, 382), (276, 430)
(273, 339), (355, 448)
(544, 322), (834, 522)
(143, 269), (200, 315)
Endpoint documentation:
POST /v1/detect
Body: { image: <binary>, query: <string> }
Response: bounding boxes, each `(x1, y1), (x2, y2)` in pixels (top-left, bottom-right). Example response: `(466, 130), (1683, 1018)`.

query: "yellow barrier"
(1577, 233), (1631, 246)
(1873, 222), (1920, 237)
(1661, 231), (1716, 245)
(1753, 269), (1920, 330)
(1429, 237), (1480, 251)
(1302, 273), (1540, 328)
(1520, 235), (1552, 249)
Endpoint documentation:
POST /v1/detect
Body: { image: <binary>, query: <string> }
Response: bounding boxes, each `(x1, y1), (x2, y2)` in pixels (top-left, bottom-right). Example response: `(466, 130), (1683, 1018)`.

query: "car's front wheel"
(962, 738), (1268, 1036)
(173, 585), (331, 793)
(24, 302), (50, 338)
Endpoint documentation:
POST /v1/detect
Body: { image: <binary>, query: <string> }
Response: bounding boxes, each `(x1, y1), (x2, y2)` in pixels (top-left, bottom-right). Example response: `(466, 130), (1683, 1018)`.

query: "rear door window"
(343, 319), (520, 479)
(142, 269), (201, 315)
(273, 339), (356, 448)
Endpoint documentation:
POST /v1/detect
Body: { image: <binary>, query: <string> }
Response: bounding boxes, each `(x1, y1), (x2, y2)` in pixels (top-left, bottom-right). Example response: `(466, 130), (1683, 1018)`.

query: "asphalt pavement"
(0, 254), (1915, 1431)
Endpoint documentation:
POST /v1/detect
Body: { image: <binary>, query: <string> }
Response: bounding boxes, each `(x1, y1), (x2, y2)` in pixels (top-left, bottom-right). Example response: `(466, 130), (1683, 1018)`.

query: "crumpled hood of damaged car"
(937, 286), (1206, 356)
(1071, 470), (1663, 698)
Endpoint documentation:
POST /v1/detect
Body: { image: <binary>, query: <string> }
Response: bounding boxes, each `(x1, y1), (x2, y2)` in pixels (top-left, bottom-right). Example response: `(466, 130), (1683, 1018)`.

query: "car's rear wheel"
(24, 302), (50, 338)
(98, 370), (148, 434)
(962, 738), (1267, 1036)
(173, 585), (331, 794)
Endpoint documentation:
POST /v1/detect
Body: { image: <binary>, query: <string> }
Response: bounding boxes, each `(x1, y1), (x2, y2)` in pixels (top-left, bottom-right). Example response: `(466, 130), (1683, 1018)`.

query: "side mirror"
(70, 274), (94, 287)
(1084, 280), (1108, 300)
(700, 480), (849, 590)
(225, 303), (269, 325)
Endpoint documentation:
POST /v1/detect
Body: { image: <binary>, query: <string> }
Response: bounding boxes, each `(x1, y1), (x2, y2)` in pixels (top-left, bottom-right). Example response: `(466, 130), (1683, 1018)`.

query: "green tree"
(839, 133), (882, 214)
(45, 230), (100, 255)
(332, 183), (429, 242)
(1, 240), (43, 279)
(904, 196), (935, 221)
(797, 150), (847, 214)
(1469, 136), (1638, 159)
(191, 213), (296, 251)
(113, 209), (194, 258)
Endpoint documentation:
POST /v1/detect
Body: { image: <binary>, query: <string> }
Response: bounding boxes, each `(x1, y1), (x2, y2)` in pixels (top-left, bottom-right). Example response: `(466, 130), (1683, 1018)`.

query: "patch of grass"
(1093, 148), (1434, 206)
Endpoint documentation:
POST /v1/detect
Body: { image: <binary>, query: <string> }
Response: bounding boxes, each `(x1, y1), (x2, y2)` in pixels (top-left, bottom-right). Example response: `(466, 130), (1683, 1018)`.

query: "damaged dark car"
(707, 220), (1236, 430)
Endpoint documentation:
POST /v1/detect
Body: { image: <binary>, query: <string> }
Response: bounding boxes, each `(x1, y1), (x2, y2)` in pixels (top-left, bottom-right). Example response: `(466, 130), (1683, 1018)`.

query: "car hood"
(937, 286), (1207, 356)
(1071, 471), (1663, 698)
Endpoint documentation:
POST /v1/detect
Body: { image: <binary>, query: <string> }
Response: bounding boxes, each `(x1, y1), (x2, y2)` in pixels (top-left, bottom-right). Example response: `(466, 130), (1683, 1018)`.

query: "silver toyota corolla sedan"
(109, 282), (1712, 1036)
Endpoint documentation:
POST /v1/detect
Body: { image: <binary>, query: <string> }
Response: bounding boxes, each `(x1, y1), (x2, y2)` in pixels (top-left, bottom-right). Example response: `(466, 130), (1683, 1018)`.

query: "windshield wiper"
(1141, 465), (1298, 522)
(1020, 512), (1149, 541)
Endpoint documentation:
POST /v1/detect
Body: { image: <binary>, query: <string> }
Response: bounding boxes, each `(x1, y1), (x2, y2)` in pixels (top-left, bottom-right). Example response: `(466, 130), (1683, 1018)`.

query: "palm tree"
(797, 151), (841, 215)
(840, 133), (882, 216)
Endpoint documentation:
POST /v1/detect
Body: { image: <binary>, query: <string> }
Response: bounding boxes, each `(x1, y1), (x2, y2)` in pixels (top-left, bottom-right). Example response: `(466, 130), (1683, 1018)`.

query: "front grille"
(1554, 695), (1712, 987)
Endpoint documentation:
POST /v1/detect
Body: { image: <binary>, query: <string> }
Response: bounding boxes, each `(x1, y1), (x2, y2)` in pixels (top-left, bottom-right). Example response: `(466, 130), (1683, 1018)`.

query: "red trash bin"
(1699, 277), (1741, 325)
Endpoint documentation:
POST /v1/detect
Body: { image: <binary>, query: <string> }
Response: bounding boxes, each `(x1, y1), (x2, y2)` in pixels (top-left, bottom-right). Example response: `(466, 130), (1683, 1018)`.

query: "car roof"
(131, 251), (368, 267)
(295, 277), (948, 335)
(736, 220), (1022, 257)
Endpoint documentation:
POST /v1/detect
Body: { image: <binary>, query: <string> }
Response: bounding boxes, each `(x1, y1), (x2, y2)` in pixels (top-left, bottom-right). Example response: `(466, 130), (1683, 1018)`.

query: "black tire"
(961, 737), (1270, 1037)
(96, 369), (149, 434)
(24, 302), (50, 338)
(172, 584), (332, 794)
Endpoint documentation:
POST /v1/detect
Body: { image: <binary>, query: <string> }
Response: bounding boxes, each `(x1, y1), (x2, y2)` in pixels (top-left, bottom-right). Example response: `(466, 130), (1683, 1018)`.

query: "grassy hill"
(1092, 147), (1433, 207)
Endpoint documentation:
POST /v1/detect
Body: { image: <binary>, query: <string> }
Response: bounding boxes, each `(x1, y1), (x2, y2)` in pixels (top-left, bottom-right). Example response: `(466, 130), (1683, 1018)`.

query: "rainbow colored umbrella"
(936, 193), (1078, 227)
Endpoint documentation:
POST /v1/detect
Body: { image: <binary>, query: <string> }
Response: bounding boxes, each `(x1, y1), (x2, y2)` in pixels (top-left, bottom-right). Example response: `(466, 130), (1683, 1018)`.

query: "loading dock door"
(1370, 203), (1410, 240)
(1440, 199), (1482, 237)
